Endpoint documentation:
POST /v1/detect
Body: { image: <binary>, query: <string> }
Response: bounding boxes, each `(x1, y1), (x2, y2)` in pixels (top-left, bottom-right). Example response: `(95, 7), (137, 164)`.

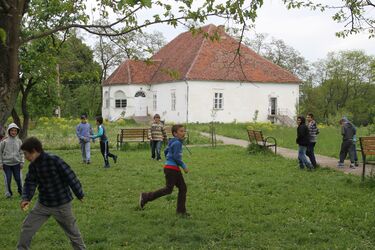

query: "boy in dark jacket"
(17, 137), (85, 250)
(337, 117), (356, 168)
(296, 116), (313, 170)
(139, 124), (189, 216)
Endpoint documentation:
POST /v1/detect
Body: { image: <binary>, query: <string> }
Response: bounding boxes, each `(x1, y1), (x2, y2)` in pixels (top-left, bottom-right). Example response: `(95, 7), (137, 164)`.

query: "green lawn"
(1, 146), (375, 249)
(189, 123), (374, 158)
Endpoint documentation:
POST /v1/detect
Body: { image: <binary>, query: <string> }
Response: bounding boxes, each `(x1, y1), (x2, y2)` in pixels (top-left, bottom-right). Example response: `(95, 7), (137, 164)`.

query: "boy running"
(139, 124), (189, 216)
(91, 116), (117, 168)
(17, 137), (85, 250)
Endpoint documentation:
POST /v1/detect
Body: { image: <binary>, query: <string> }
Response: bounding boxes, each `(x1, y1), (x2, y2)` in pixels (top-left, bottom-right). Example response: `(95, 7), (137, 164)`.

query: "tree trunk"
(0, 1), (24, 127)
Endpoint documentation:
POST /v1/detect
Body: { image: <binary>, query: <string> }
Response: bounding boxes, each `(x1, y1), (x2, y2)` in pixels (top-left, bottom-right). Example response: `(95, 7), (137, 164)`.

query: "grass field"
(189, 123), (375, 158)
(1, 146), (375, 249)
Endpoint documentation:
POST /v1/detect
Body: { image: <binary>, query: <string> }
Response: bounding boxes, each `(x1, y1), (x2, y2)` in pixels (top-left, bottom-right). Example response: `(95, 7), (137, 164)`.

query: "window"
(153, 93), (157, 111)
(104, 91), (109, 108)
(115, 99), (127, 108)
(114, 90), (127, 108)
(171, 91), (176, 111)
(135, 91), (146, 97)
(213, 92), (223, 109)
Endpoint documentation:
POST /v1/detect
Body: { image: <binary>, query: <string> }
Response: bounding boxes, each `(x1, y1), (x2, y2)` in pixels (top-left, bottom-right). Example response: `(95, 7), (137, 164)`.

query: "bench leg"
(362, 155), (366, 182)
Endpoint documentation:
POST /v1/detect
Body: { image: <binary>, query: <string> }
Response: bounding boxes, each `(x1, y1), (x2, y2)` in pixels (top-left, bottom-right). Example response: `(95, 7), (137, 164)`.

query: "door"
(270, 97), (277, 115)
(134, 91), (147, 116)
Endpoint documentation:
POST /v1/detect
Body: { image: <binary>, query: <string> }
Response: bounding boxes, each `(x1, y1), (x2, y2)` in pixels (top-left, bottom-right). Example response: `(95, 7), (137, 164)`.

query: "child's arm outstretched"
(57, 157), (84, 200)
(91, 125), (103, 139)
(21, 165), (38, 209)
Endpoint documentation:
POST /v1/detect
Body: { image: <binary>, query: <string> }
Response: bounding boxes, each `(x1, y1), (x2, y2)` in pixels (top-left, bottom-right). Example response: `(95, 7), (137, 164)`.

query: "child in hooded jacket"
(0, 123), (25, 198)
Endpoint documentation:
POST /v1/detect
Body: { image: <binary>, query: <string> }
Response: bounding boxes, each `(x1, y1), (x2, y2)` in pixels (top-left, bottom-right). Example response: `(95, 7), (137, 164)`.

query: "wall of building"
(102, 81), (299, 123)
(187, 81), (300, 123)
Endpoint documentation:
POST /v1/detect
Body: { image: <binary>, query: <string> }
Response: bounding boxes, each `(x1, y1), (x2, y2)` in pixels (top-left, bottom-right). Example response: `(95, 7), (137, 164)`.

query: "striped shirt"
(308, 120), (319, 143)
(22, 152), (84, 207)
(149, 122), (167, 141)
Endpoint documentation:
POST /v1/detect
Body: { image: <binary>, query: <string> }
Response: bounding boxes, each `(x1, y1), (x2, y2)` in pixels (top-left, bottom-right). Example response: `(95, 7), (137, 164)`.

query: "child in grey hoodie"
(0, 123), (24, 198)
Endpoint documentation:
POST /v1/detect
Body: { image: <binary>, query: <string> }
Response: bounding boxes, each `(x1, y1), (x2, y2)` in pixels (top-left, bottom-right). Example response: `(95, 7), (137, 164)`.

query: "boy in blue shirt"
(76, 115), (93, 164)
(91, 116), (117, 168)
(139, 124), (190, 216)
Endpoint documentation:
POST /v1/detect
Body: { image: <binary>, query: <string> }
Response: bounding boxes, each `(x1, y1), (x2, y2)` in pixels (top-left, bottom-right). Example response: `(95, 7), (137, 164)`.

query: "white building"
(102, 24), (300, 124)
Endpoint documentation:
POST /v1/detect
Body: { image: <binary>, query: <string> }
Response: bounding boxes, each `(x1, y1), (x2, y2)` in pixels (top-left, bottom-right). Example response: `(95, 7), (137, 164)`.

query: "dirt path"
(199, 132), (375, 177)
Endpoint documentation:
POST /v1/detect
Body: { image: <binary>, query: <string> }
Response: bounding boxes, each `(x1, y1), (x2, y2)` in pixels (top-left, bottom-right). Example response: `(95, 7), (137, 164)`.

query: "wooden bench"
(163, 126), (190, 144)
(359, 136), (375, 181)
(117, 128), (149, 150)
(247, 129), (277, 154)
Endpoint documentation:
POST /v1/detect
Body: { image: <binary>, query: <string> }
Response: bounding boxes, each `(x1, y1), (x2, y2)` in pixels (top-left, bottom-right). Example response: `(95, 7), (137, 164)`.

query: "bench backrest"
(247, 129), (264, 143)
(360, 136), (375, 156)
(164, 126), (173, 139)
(121, 128), (148, 141)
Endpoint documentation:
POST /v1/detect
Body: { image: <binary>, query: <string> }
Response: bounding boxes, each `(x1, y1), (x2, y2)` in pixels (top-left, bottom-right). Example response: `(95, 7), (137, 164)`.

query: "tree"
(300, 50), (375, 125)
(0, 0), (262, 127)
(283, 0), (375, 38)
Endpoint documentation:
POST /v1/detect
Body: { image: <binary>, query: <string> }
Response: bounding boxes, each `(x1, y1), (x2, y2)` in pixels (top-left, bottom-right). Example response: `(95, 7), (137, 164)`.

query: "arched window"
(114, 90), (127, 108)
(135, 91), (146, 97)
(104, 91), (109, 108)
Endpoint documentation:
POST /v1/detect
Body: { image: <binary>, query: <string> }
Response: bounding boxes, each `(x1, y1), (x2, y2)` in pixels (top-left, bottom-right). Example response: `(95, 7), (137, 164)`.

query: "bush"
(247, 143), (272, 154)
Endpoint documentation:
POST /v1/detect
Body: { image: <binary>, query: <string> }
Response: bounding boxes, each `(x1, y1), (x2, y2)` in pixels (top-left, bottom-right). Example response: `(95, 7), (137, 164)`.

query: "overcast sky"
(85, 0), (375, 63)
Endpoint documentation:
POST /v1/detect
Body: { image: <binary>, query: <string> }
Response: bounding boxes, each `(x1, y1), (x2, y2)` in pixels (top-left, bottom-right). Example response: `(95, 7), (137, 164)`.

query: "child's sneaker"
(337, 162), (344, 168)
(355, 161), (359, 167)
(104, 164), (110, 168)
(349, 164), (356, 169)
(113, 155), (118, 164)
(86, 161), (90, 165)
(139, 193), (147, 209)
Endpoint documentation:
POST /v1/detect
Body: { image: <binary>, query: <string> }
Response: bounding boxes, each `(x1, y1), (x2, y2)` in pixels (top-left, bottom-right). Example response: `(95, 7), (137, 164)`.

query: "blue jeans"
(3, 164), (22, 196)
(80, 141), (90, 162)
(151, 140), (162, 160)
(298, 146), (312, 169)
(306, 142), (317, 167)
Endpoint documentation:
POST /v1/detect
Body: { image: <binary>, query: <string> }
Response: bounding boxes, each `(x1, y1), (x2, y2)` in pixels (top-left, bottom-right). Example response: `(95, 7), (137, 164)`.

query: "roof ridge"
(185, 25), (214, 79)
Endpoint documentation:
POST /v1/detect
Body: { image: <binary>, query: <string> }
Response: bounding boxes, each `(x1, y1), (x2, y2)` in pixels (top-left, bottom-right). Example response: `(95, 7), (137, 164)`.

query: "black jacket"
(22, 152), (84, 207)
(296, 124), (310, 146)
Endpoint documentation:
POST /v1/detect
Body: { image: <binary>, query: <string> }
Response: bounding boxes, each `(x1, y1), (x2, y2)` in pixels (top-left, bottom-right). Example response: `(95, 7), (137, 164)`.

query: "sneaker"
(337, 162), (345, 168)
(104, 164), (110, 168)
(113, 155), (118, 164)
(139, 193), (146, 209)
(355, 161), (359, 167)
(82, 160), (86, 164)
(157, 159), (162, 162)
(5, 193), (12, 199)
(349, 164), (356, 169)
(86, 161), (90, 165)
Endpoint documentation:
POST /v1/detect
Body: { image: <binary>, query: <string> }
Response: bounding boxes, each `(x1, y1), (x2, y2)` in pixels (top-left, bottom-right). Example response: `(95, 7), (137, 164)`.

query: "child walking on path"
(76, 115), (93, 164)
(17, 137), (85, 250)
(91, 116), (117, 168)
(0, 123), (24, 198)
(337, 117), (357, 169)
(296, 116), (313, 170)
(306, 113), (319, 167)
(139, 124), (190, 216)
(148, 114), (167, 161)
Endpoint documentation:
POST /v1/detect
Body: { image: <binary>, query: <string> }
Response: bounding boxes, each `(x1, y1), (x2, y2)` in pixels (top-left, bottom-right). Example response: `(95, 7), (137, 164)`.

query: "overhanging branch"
(0, 0), (10, 12)
(22, 13), (220, 44)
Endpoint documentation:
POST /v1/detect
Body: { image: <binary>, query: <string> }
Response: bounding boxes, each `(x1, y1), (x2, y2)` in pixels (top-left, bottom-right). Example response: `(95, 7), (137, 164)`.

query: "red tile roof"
(104, 24), (301, 86)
